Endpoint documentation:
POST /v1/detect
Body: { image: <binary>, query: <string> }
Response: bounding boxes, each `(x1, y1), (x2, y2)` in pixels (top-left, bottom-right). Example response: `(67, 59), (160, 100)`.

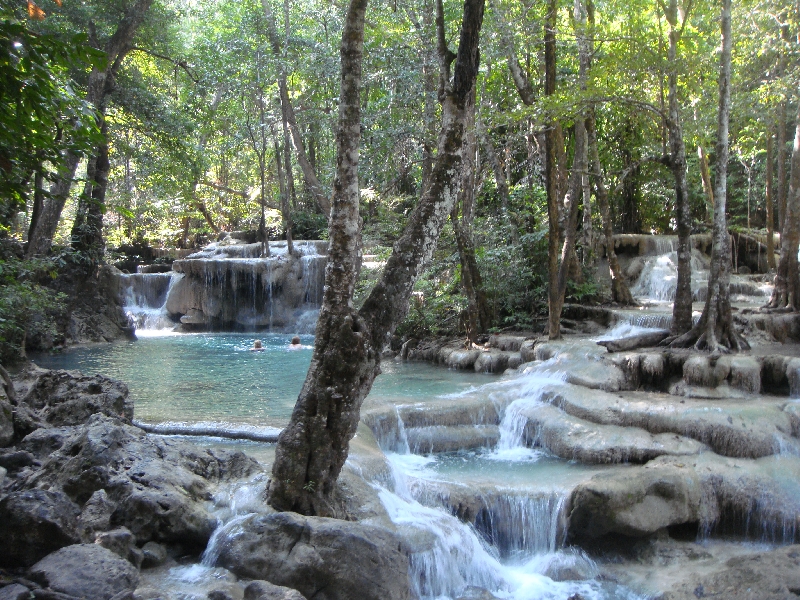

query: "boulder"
(141, 541), (168, 568)
(18, 415), (259, 550)
(12, 366), (132, 437)
(568, 458), (702, 539)
(0, 584), (31, 600)
(474, 350), (510, 374)
(94, 527), (144, 567)
(213, 511), (412, 600)
(682, 356), (716, 388)
(715, 356), (762, 394)
(244, 580), (307, 600)
(0, 489), (81, 567)
(29, 544), (139, 600)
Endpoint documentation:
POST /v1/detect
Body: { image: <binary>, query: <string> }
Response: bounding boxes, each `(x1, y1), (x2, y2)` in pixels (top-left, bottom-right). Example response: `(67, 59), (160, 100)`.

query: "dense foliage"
(0, 0), (797, 347)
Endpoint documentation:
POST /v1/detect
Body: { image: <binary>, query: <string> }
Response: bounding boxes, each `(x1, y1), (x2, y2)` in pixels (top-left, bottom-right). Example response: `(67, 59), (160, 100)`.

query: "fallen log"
(597, 329), (670, 353)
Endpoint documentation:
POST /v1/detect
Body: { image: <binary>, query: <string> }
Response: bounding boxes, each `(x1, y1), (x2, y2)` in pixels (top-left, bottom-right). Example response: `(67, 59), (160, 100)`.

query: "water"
(31, 334), (491, 429)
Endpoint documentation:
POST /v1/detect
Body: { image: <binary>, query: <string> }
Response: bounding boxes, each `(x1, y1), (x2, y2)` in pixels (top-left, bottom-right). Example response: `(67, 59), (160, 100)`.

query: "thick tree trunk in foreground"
(588, 115), (637, 305)
(664, 0), (693, 337)
(671, 0), (746, 351)
(71, 121), (109, 260)
(267, 0), (485, 516)
(26, 0), (153, 258)
(768, 101), (800, 309)
(766, 126), (776, 270)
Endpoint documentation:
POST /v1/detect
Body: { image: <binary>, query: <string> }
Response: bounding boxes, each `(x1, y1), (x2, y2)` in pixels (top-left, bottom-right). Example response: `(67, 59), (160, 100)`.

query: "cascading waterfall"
(117, 239), (327, 333)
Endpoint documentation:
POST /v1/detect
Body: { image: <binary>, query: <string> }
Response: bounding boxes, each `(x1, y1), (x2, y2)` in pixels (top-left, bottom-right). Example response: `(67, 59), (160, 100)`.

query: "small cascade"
(119, 271), (179, 331)
(475, 492), (568, 559)
(630, 249), (708, 303)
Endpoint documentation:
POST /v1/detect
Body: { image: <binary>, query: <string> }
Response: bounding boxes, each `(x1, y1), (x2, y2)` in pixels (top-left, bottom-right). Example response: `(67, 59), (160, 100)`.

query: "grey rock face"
(0, 489), (81, 567)
(213, 511), (412, 600)
(0, 584), (32, 600)
(0, 398), (13, 447)
(243, 580), (308, 600)
(12, 365), (132, 438)
(29, 544), (139, 600)
(19, 415), (258, 550)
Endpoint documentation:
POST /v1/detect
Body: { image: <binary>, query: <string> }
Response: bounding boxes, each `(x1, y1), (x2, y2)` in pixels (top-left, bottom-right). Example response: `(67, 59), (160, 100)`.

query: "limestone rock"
(0, 489), (81, 567)
(244, 580), (307, 600)
(474, 350), (510, 373)
(12, 366), (132, 437)
(141, 541), (168, 568)
(213, 511), (412, 600)
(29, 544), (139, 600)
(405, 424), (499, 454)
(0, 584), (32, 600)
(80, 488), (116, 534)
(95, 527), (143, 567)
(18, 415), (259, 550)
(446, 349), (480, 370)
(517, 403), (705, 464)
(568, 459), (702, 539)
(658, 544), (800, 600)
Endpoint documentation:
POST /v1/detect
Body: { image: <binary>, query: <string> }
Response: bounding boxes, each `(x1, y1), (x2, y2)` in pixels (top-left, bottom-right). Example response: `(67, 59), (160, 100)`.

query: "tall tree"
(267, 0), (485, 516)
(768, 101), (800, 309)
(766, 123), (776, 270)
(672, 0), (747, 351)
(26, 0), (154, 258)
(662, 0), (694, 337)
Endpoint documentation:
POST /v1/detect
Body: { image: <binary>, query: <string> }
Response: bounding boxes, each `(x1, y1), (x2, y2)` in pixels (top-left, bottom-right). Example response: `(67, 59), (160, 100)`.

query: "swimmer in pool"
(288, 335), (302, 350)
(250, 339), (265, 351)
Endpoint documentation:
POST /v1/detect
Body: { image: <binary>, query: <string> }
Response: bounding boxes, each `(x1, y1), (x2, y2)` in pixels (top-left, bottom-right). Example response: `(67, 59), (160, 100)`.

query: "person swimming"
(289, 335), (302, 349)
(250, 339), (265, 351)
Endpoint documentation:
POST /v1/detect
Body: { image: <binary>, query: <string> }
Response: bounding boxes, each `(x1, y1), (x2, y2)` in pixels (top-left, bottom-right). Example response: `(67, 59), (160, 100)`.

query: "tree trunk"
(544, 0), (561, 339)
(71, 120), (109, 262)
(766, 124), (776, 270)
(768, 101), (800, 309)
(671, 0), (746, 351)
(698, 145), (714, 222)
(452, 91), (490, 340)
(477, 118), (511, 212)
(26, 0), (153, 257)
(261, 0), (331, 217)
(267, 0), (484, 517)
(664, 0), (693, 336)
(777, 101), (788, 232)
(588, 115), (637, 305)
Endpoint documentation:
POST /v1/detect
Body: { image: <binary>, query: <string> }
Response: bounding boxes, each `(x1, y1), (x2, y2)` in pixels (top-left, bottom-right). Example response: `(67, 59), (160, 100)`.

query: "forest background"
(0, 0), (797, 363)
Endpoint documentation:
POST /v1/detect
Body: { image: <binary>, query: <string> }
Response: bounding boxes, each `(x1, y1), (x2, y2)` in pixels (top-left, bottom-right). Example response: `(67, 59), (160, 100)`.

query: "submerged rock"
(212, 511), (412, 600)
(244, 580), (307, 600)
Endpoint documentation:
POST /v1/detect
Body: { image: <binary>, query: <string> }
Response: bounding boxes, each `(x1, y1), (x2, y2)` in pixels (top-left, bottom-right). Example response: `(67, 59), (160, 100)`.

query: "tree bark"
(267, 0), (485, 516)
(71, 120), (109, 261)
(768, 101), (800, 309)
(777, 101), (788, 232)
(671, 0), (746, 351)
(477, 118), (511, 212)
(587, 115), (637, 305)
(664, 0), (693, 336)
(698, 145), (714, 222)
(766, 124), (776, 270)
(26, 0), (153, 257)
(262, 0), (331, 217)
(452, 91), (490, 340)
(544, 0), (561, 339)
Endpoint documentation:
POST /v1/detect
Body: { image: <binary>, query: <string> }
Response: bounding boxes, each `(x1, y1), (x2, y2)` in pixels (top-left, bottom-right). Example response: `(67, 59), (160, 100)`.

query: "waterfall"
(120, 272), (179, 332)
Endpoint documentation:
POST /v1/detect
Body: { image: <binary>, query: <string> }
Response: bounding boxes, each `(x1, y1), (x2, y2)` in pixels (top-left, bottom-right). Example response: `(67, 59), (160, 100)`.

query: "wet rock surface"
(212, 511), (412, 600)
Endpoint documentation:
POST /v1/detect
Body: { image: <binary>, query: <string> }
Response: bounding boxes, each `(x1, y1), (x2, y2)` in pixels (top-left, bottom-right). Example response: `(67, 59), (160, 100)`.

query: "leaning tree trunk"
(544, 0), (561, 339)
(26, 0), (153, 258)
(587, 114), (637, 305)
(664, 0), (694, 337)
(671, 0), (746, 351)
(267, 0), (485, 517)
(768, 101), (800, 309)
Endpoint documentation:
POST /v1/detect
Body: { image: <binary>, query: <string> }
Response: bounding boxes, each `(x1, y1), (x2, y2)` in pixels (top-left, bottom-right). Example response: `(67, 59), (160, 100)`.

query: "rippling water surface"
(32, 333), (492, 427)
